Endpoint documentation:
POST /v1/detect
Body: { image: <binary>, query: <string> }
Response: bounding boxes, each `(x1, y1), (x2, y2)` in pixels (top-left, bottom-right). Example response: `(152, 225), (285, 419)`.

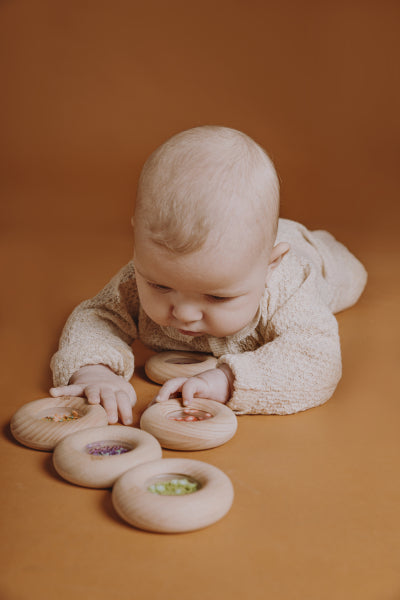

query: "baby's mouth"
(178, 329), (204, 337)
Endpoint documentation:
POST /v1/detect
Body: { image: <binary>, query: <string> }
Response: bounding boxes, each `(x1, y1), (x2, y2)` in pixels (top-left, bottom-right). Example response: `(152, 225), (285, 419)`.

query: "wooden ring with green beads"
(112, 458), (234, 533)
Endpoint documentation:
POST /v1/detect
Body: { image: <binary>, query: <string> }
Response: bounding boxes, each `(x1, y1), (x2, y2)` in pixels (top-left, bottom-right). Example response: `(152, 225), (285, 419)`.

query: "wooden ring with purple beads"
(112, 458), (234, 533)
(10, 396), (108, 451)
(140, 398), (237, 451)
(144, 351), (218, 384)
(52, 425), (162, 488)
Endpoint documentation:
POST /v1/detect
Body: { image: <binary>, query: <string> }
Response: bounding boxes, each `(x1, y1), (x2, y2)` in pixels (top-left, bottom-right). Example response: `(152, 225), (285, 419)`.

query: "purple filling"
(86, 444), (130, 456)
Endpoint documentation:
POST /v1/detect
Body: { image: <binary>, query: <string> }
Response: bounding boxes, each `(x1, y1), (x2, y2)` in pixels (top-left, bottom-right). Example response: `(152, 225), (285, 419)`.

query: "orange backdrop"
(1, 0), (399, 235)
(1, 2), (399, 600)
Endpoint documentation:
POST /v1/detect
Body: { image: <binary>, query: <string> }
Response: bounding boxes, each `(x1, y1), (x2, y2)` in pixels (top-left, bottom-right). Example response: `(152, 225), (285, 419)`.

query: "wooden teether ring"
(112, 458), (234, 533)
(52, 425), (162, 488)
(10, 396), (108, 451)
(140, 398), (237, 451)
(145, 351), (218, 384)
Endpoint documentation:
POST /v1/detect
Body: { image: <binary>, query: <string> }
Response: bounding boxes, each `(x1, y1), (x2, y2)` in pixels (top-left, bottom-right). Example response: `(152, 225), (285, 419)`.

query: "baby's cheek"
(208, 305), (255, 337)
(207, 311), (239, 337)
(145, 296), (170, 327)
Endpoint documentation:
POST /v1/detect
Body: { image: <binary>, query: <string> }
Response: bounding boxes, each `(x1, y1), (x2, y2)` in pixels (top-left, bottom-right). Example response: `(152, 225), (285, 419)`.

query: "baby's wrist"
(216, 364), (234, 395)
(70, 364), (115, 382)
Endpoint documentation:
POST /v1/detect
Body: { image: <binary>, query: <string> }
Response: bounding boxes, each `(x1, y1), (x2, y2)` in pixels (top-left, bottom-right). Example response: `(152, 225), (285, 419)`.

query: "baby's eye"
(148, 282), (171, 293)
(206, 295), (234, 303)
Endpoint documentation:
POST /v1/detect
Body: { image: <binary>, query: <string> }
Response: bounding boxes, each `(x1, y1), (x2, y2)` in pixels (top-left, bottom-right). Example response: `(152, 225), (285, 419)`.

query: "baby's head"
(133, 126), (289, 338)
(135, 125), (280, 257)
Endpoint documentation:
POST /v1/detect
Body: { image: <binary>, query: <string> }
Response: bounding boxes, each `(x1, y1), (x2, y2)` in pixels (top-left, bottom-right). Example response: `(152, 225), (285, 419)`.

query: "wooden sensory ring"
(10, 396), (108, 451)
(144, 351), (218, 384)
(112, 458), (234, 533)
(52, 425), (162, 488)
(140, 398), (237, 451)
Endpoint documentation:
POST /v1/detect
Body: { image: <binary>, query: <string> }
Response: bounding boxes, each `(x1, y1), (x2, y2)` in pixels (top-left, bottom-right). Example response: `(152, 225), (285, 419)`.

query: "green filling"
(148, 478), (199, 495)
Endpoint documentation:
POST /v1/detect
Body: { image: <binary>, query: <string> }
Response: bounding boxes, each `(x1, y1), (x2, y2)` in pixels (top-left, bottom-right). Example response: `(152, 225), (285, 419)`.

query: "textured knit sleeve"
(217, 258), (342, 415)
(50, 261), (139, 386)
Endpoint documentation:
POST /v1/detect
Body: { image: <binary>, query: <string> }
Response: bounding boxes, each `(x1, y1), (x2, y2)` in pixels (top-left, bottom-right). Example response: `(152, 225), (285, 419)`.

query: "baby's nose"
(172, 302), (202, 324)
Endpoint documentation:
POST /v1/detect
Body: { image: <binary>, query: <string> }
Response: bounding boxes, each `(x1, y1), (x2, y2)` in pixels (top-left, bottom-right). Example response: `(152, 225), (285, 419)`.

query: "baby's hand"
(153, 365), (234, 406)
(50, 364), (136, 425)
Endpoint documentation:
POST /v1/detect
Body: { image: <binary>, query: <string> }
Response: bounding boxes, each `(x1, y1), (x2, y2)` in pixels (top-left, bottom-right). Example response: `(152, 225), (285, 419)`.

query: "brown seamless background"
(1, 2), (399, 600)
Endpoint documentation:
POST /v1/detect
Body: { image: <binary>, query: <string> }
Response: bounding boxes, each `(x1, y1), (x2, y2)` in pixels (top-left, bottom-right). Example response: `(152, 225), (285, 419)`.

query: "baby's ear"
(266, 242), (290, 277)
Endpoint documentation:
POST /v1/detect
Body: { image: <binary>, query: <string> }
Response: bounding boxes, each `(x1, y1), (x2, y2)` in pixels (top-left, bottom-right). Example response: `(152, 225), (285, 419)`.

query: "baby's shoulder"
(119, 259), (136, 280)
(269, 249), (311, 295)
(264, 248), (318, 321)
(103, 260), (139, 302)
(276, 218), (319, 244)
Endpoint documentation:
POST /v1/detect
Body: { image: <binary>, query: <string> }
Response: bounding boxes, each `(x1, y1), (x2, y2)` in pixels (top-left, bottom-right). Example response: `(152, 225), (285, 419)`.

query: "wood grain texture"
(145, 351), (218, 384)
(10, 396), (108, 451)
(140, 398), (237, 450)
(53, 425), (162, 488)
(112, 458), (234, 533)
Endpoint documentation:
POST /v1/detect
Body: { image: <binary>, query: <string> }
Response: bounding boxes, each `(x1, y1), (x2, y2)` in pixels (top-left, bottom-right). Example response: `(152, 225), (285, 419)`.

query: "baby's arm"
(218, 273), (342, 415)
(50, 262), (139, 424)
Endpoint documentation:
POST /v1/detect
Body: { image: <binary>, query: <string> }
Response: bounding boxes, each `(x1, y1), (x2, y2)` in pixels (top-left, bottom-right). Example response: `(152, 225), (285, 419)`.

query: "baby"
(50, 125), (367, 425)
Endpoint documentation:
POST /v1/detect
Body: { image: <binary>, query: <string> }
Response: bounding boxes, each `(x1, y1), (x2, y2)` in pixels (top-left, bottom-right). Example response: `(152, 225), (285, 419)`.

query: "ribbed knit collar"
(160, 302), (263, 356)
(207, 304), (263, 356)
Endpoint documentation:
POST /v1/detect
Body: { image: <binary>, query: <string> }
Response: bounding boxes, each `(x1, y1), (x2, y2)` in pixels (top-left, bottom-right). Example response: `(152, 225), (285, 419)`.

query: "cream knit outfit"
(51, 219), (367, 415)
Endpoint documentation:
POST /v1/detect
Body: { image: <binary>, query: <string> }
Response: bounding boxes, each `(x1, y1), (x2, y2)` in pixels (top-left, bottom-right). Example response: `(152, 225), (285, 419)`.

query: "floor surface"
(1, 227), (399, 600)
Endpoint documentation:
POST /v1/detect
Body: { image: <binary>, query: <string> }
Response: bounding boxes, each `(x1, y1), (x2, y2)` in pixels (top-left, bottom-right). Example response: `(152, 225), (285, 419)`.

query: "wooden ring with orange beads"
(140, 397), (237, 451)
(144, 351), (218, 384)
(10, 396), (108, 451)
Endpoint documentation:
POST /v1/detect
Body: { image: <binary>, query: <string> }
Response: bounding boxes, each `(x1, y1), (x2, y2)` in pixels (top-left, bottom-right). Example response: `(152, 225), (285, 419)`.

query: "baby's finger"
(116, 391), (133, 425)
(181, 378), (209, 406)
(154, 377), (188, 402)
(49, 384), (84, 398)
(100, 389), (119, 424)
(84, 385), (101, 405)
(126, 383), (137, 407)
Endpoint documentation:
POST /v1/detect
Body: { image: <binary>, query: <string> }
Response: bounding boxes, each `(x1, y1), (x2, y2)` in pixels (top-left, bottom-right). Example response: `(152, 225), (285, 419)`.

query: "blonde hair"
(134, 126), (280, 255)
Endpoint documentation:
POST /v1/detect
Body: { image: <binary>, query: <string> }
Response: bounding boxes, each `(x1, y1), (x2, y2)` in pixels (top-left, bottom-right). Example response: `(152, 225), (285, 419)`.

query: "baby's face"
(134, 231), (270, 338)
